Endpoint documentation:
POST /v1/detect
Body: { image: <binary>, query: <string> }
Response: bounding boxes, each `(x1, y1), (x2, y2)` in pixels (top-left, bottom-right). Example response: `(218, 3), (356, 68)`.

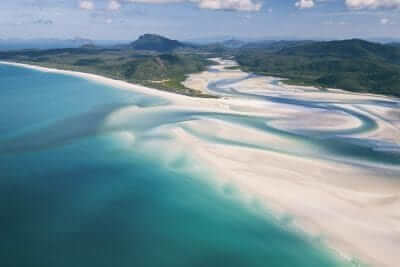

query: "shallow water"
(205, 66), (400, 167)
(0, 64), (356, 267)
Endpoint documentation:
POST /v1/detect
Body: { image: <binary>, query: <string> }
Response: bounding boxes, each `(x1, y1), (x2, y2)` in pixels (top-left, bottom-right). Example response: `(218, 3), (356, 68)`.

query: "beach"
(1, 59), (399, 267)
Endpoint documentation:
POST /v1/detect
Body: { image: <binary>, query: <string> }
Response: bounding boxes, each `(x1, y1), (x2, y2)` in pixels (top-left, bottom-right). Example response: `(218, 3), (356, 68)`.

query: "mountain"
(387, 42), (400, 48)
(80, 44), (99, 49)
(236, 39), (400, 97)
(221, 39), (246, 48)
(278, 39), (400, 63)
(130, 34), (186, 52)
(0, 38), (123, 51)
(242, 40), (315, 51)
(184, 36), (238, 45)
(366, 37), (400, 44)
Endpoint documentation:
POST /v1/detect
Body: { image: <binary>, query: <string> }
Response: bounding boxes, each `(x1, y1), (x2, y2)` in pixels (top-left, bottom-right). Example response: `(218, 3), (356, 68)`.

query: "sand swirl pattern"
(1, 60), (400, 267)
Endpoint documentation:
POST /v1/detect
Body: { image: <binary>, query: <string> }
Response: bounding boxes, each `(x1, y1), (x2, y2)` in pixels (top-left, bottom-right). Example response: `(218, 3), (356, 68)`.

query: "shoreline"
(0, 61), (189, 103)
(2, 60), (400, 267)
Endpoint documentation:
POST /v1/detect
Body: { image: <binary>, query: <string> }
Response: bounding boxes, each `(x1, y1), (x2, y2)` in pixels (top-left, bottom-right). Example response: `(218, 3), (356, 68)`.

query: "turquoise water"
(0, 64), (355, 267)
(207, 74), (400, 167)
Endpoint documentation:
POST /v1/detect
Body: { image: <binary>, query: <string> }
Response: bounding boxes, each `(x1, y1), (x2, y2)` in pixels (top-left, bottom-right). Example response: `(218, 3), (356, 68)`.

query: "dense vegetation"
(1, 35), (400, 98)
(130, 34), (188, 52)
(0, 47), (215, 97)
(241, 40), (315, 51)
(236, 39), (400, 97)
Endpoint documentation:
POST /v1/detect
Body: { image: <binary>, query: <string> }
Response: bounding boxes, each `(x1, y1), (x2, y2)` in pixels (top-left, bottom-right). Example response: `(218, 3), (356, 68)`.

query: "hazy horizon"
(0, 34), (399, 44)
(0, 0), (399, 41)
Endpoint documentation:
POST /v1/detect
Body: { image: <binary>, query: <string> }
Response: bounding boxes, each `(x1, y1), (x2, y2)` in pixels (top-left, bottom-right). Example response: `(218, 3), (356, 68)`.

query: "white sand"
(2, 59), (400, 267)
(0, 61), (187, 103)
(168, 119), (400, 267)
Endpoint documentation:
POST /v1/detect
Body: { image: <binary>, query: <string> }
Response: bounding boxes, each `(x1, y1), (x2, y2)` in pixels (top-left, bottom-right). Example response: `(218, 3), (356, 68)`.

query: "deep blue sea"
(0, 64), (355, 267)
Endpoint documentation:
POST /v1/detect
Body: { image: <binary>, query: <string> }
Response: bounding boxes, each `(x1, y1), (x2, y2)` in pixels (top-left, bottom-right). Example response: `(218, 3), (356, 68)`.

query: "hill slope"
(130, 34), (186, 52)
(0, 48), (213, 97)
(242, 40), (315, 51)
(278, 39), (400, 63)
(236, 39), (400, 97)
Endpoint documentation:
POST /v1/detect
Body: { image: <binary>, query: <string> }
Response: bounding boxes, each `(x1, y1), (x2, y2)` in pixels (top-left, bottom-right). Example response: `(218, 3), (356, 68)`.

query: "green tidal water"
(0, 64), (356, 267)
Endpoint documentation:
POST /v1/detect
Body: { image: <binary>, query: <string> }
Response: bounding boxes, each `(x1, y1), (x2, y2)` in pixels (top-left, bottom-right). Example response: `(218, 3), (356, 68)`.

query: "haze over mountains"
(0, 38), (125, 51)
(2, 34), (400, 51)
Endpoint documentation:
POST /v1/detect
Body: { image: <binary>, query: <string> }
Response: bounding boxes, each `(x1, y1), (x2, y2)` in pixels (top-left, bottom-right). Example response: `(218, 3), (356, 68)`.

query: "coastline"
(0, 61), (188, 103)
(2, 60), (400, 267)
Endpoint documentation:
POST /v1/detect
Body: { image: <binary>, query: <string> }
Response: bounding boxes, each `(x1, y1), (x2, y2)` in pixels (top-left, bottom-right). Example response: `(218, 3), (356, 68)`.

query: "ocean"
(0, 64), (355, 267)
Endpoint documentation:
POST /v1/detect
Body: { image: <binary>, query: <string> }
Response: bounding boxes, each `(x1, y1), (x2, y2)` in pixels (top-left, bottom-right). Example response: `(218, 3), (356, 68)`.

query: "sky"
(0, 0), (399, 41)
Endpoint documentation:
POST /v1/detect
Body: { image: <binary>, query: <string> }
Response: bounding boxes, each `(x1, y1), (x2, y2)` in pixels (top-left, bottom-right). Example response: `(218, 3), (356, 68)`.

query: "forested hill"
(2, 35), (400, 98)
(130, 34), (187, 52)
(0, 47), (214, 97)
(236, 39), (400, 97)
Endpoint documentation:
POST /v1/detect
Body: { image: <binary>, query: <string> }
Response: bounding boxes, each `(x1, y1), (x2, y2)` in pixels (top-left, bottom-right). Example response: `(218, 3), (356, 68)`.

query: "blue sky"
(0, 0), (399, 40)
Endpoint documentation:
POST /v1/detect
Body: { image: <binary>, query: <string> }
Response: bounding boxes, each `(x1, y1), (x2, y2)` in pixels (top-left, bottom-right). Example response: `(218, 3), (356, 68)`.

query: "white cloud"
(125, 0), (183, 3)
(380, 18), (389, 24)
(323, 20), (348, 25)
(194, 0), (261, 11)
(295, 0), (315, 9)
(345, 0), (400, 9)
(108, 0), (121, 10)
(124, 0), (261, 11)
(79, 0), (94, 10)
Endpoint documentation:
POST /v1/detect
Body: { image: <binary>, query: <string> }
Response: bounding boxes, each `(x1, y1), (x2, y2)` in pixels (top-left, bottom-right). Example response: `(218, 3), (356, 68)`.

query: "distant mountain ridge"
(221, 39), (246, 48)
(242, 40), (315, 51)
(387, 42), (400, 48)
(0, 38), (125, 51)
